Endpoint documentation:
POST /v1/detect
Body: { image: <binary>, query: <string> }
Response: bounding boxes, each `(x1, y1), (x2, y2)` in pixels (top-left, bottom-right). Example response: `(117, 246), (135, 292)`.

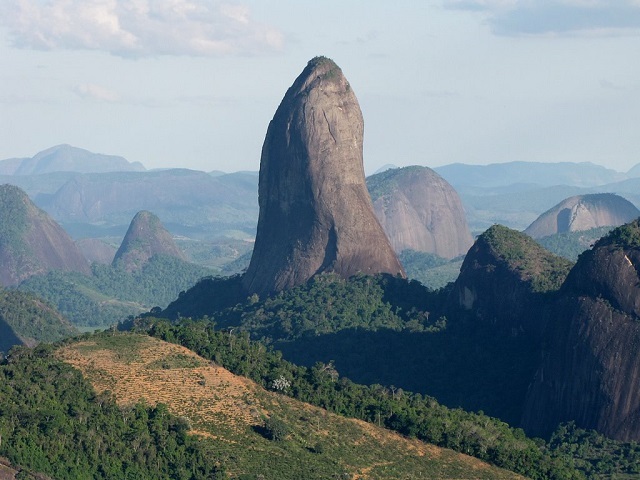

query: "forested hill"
(0, 289), (77, 353)
(126, 316), (640, 479)
(0, 343), (220, 479)
(157, 272), (538, 427)
(19, 254), (213, 327)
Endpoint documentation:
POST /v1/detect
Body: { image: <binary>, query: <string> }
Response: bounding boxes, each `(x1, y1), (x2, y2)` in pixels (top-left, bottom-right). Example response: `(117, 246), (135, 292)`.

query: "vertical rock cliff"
(522, 220), (640, 441)
(242, 57), (404, 296)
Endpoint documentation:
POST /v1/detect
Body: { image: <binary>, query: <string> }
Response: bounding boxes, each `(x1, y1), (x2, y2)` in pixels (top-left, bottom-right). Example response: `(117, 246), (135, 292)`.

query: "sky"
(1, 1), (640, 174)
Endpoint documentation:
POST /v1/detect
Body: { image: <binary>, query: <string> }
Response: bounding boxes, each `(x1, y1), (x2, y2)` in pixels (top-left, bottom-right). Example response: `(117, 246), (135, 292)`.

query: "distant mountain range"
(434, 161), (632, 189)
(0, 144), (145, 175)
(433, 163), (640, 232)
(3, 144), (640, 241)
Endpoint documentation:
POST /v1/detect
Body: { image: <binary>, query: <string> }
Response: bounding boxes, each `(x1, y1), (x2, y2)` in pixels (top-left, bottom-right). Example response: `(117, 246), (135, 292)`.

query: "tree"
(264, 416), (289, 442)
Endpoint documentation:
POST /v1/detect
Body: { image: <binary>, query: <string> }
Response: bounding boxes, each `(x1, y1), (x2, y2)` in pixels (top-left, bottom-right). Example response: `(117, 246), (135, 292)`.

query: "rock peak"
(113, 210), (185, 272)
(522, 218), (640, 441)
(367, 166), (473, 259)
(242, 58), (405, 296)
(0, 184), (90, 285)
(524, 193), (639, 239)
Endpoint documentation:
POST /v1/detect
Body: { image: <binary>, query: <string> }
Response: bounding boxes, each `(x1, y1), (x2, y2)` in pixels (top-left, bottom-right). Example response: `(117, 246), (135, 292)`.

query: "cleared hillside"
(57, 333), (523, 480)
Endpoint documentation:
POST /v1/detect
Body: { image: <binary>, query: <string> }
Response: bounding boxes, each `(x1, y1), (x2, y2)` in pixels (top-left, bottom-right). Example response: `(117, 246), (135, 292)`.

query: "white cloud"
(444, 0), (640, 36)
(0, 0), (284, 57)
(74, 83), (122, 102)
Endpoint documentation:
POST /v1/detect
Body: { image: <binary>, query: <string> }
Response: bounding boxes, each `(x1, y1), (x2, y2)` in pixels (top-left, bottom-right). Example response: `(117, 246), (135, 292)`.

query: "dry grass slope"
(57, 334), (525, 480)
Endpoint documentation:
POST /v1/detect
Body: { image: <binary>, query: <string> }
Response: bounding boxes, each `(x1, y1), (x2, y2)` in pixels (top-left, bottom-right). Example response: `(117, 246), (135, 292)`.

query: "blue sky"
(1, 0), (640, 174)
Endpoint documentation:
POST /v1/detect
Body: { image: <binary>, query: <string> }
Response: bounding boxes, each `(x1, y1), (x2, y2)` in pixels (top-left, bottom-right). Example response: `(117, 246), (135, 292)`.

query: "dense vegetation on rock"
(548, 422), (640, 477)
(162, 273), (437, 337)
(593, 218), (640, 249)
(536, 226), (613, 261)
(0, 289), (76, 348)
(398, 249), (464, 289)
(0, 344), (221, 479)
(160, 272), (540, 425)
(479, 225), (573, 293)
(19, 255), (212, 326)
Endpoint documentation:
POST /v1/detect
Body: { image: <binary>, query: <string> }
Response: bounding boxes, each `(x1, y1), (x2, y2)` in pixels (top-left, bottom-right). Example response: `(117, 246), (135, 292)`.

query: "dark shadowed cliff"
(522, 220), (640, 441)
(367, 166), (473, 259)
(0, 184), (90, 286)
(524, 193), (639, 239)
(242, 56), (404, 296)
(113, 210), (185, 272)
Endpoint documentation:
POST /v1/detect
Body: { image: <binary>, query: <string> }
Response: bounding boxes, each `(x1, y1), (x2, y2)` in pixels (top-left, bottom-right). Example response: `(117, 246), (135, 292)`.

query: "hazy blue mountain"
(0, 172), (80, 199)
(435, 161), (624, 189)
(0, 144), (145, 175)
(589, 177), (640, 208)
(0, 157), (24, 175)
(38, 169), (259, 239)
(461, 185), (588, 232)
(625, 162), (640, 177)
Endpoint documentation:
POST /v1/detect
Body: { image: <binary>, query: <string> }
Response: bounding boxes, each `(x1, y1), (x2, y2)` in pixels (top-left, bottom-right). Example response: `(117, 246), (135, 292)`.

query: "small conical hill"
(112, 210), (185, 272)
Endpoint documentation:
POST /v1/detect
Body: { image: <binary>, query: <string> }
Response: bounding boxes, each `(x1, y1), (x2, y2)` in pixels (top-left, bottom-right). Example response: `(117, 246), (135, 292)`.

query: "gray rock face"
(242, 57), (404, 296)
(521, 220), (640, 441)
(113, 210), (185, 272)
(367, 166), (473, 259)
(524, 193), (639, 239)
